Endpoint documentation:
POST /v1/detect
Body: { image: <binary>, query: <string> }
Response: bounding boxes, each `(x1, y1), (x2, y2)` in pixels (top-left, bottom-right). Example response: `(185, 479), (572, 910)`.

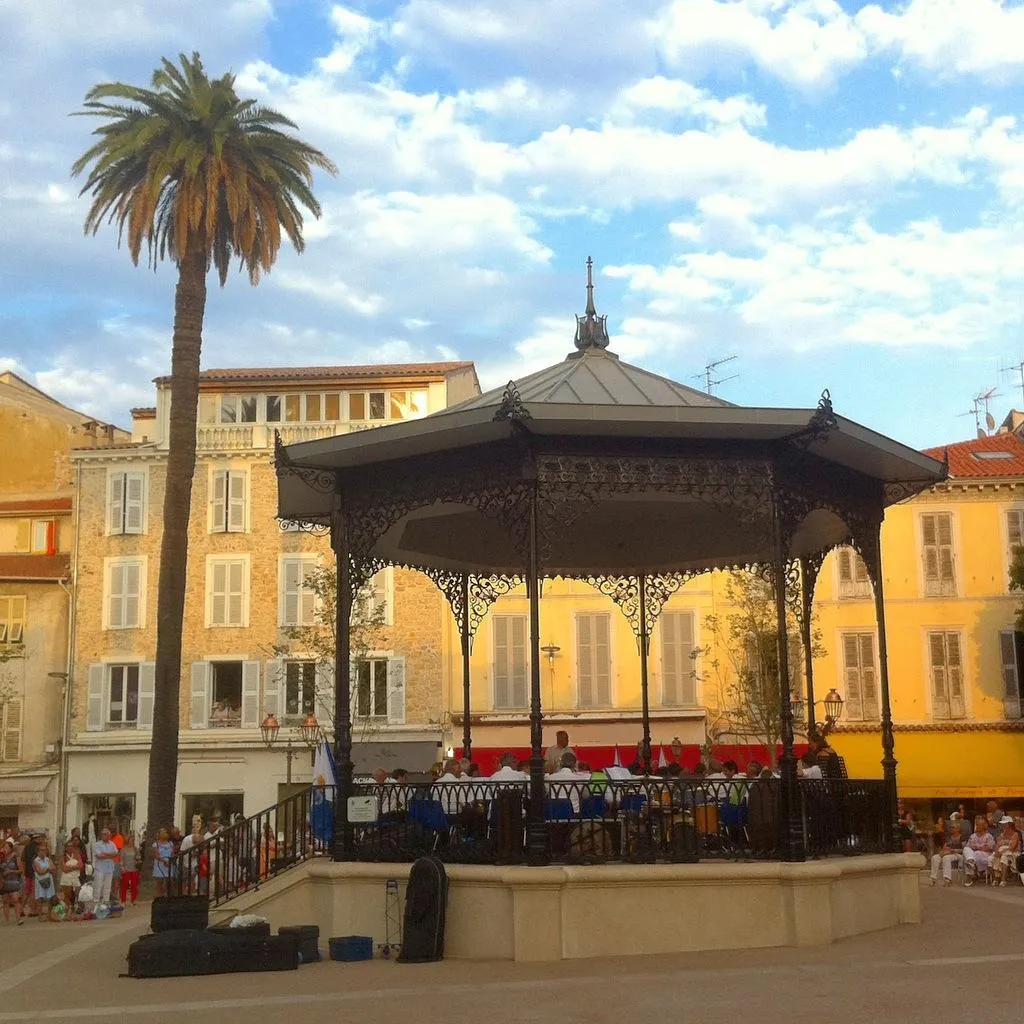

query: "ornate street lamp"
(260, 712), (281, 748)
(261, 711), (320, 784)
(300, 712), (322, 749)
(822, 688), (844, 725)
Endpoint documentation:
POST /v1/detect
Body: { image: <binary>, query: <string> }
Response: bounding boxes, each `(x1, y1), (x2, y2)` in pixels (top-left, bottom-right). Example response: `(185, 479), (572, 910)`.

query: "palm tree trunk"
(147, 247), (207, 839)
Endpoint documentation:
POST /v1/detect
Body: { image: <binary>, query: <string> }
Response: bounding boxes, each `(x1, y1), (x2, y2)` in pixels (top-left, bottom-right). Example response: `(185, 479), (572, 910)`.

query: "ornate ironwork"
(421, 569), (524, 649)
(273, 431), (338, 494)
(585, 573), (696, 653)
(277, 518), (330, 535)
(493, 381), (532, 421)
(574, 257), (611, 352)
(789, 389), (840, 450)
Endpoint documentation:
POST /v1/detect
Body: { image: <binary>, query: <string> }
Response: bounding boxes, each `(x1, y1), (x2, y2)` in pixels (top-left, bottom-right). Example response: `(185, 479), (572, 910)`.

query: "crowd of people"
(928, 800), (1023, 887)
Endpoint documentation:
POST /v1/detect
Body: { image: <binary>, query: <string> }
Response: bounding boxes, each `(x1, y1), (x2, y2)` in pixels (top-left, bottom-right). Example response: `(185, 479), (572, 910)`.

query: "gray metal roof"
(451, 348), (730, 412)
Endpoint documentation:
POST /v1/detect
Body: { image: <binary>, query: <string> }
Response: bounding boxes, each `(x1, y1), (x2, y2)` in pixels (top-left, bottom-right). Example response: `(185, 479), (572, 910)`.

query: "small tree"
(703, 571), (825, 768)
(1010, 547), (1024, 629)
(271, 564), (387, 742)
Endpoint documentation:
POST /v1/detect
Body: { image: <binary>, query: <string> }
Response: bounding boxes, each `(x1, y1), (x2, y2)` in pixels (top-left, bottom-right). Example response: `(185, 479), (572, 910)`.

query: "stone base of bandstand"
(211, 853), (923, 962)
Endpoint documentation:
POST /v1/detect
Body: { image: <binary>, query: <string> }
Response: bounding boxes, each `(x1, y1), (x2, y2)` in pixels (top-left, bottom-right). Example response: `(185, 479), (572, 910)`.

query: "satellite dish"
(986, 412), (996, 431)
(978, 428), (987, 439)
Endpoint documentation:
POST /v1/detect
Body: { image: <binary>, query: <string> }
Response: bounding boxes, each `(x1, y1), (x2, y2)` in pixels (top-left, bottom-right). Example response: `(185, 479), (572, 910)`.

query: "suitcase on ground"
(127, 929), (218, 978)
(397, 856), (447, 963)
(208, 932), (299, 974)
(208, 921), (271, 938)
(151, 895), (209, 933)
(279, 924), (320, 962)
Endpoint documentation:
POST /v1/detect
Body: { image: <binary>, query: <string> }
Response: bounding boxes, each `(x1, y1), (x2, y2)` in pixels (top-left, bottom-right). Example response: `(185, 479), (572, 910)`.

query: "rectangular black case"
(128, 929), (299, 978)
(150, 895), (209, 933)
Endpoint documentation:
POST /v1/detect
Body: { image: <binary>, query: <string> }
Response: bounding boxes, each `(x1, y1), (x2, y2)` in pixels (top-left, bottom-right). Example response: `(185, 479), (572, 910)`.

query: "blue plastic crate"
(329, 935), (373, 962)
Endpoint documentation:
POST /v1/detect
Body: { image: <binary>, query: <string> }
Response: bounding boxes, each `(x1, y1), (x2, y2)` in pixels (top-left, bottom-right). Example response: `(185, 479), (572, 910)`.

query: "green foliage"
(1009, 546), (1024, 630)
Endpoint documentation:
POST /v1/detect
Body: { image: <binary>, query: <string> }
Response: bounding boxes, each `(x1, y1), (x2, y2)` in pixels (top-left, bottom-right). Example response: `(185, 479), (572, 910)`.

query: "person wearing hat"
(929, 814), (965, 886)
(993, 815), (1021, 886)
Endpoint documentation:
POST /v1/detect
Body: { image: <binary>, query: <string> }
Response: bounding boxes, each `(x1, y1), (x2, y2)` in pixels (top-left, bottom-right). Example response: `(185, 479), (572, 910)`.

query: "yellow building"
(65, 361), (479, 833)
(0, 372), (128, 832)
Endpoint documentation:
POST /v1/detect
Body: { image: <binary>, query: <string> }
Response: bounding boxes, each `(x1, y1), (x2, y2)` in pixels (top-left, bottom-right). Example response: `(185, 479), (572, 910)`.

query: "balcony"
(196, 421), (377, 452)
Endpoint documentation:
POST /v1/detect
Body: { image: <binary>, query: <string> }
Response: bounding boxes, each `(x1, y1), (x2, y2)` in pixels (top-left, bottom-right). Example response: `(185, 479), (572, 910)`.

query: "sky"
(2, 0), (1024, 449)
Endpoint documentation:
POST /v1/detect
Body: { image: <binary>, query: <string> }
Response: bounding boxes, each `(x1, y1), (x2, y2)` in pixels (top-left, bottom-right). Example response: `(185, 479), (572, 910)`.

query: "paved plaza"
(0, 877), (1020, 1024)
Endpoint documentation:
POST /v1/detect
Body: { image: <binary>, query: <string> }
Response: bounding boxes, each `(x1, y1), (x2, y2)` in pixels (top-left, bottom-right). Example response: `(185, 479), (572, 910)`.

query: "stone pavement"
(0, 877), (1021, 1024)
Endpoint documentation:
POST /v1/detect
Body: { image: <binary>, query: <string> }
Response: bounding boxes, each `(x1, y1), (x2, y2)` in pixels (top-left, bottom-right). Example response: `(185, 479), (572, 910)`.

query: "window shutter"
(299, 563), (316, 626)
(662, 613), (679, 706)
(1001, 632), (1018, 699)
(87, 664), (105, 732)
(241, 661), (261, 728)
(493, 616), (510, 709)
(124, 473), (145, 534)
(578, 614), (593, 707)
(1, 699), (21, 761)
(229, 560), (245, 625)
(860, 634), (879, 720)
(387, 656), (406, 724)
(842, 634), (864, 720)
(511, 616), (527, 708)
(14, 519), (29, 552)
(316, 660), (335, 731)
(124, 561), (141, 628)
(108, 562), (125, 629)
(947, 633), (965, 718)
(211, 562), (227, 626)
(929, 633), (950, 719)
(227, 472), (246, 533)
(282, 559), (300, 626)
(1010, 511), (1024, 549)
(137, 662), (155, 728)
(594, 614), (611, 705)
(922, 514), (936, 547)
(108, 473), (125, 535)
(211, 470), (227, 532)
(190, 662), (210, 729)
(837, 548), (852, 584)
(678, 612), (696, 704)
(263, 659), (283, 718)
(854, 552), (869, 584)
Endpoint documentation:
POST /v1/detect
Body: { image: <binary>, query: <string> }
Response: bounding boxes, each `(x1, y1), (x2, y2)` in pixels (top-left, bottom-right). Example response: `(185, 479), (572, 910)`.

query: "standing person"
(543, 730), (575, 773)
(178, 821), (206, 896)
(68, 827), (89, 884)
(59, 836), (85, 914)
(91, 827), (119, 906)
(150, 828), (173, 897)
(1, 838), (24, 925)
(32, 838), (57, 923)
(20, 833), (37, 918)
(118, 835), (140, 906)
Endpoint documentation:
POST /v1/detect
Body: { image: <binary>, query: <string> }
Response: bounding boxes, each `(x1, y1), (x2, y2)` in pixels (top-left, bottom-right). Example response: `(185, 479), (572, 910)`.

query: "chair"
(581, 794), (606, 819)
(408, 799), (448, 837)
(545, 798), (575, 822)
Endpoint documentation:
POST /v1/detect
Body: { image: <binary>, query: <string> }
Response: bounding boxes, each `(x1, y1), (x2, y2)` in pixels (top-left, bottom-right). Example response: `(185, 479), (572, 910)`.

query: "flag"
(310, 739), (337, 843)
(656, 745), (668, 769)
(612, 745), (621, 767)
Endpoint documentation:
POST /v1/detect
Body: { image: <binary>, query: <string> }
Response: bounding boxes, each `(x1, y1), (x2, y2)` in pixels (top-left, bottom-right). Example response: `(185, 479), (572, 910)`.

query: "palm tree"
(72, 53), (336, 837)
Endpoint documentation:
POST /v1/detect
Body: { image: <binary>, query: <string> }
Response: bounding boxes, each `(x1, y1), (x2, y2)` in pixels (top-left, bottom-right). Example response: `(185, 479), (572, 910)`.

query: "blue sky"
(3, 0), (1024, 448)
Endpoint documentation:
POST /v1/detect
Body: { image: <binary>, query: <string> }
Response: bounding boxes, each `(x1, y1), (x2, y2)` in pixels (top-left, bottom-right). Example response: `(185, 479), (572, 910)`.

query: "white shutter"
(108, 562), (125, 629)
(1, 699), (22, 761)
(662, 613), (679, 706)
(227, 472), (246, 533)
(578, 614), (593, 707)
(282, 558), (300, 626)
(493, 616), (510, 708)
(510, 616), (527, 707)
(228, 560), (245, 626)
(211, 470), (227, 532)
(124, 473), (145, 534)
(241, 661), (261, 728)
(316, 660), (335, 732)
(1009, 511), (1024, 549)
(263, 659), (283, 718)
(387, 656), (406, 724)
(860, 634), (879, 720)
(947, 633), (965, 718)
(123, 561), (141, 628)
(1001, 632), (1018, 698)
(300, 563), (316, 626)
(594, 614), (611, 705)
(842, 634), (864, 720)
(190, 661), (210, 729)
(929, 632), (950, 719)
(137, 662), (155, 728)
(87, 664), (105, 732)
(677, 612), (695, 704)
(108, 472), (125, 535)
(210, 561), (226, 626)
(837, 548), (852, 584)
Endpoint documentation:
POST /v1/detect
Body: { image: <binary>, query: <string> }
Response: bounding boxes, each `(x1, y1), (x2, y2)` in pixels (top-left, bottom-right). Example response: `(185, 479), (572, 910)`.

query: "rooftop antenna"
(693, 355), (738, 396)
(999, 360), (1024, 408)
(958, 387), (1002, 436)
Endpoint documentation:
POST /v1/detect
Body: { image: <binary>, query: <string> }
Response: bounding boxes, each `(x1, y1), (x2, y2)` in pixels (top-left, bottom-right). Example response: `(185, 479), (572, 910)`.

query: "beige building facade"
(65, 362), (479, 834)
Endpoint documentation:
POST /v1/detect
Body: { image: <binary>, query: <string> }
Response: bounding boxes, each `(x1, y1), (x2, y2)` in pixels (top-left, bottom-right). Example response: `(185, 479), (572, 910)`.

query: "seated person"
(963, 816), (996, 885)
(432, 758), (468, 815)
(929, 824), (964, 886)
(797, 752), (823, 779)
(546, 752), (589, 813)
(993, 816), (1021, 886)
(490, 752), (527, 783)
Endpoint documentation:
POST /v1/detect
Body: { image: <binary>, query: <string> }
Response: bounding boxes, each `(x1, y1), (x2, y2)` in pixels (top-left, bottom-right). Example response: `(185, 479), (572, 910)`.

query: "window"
(349, 391), (386, 421)
(189, 660), (260, 728)
(841, 632), (879, 721)
(108, 471), (146, 535)
(836, 546), (871, 600)
(493, 615), (527, 709)
(108, 664), (139, 726)
(285, 661), (317, 721)
(389, 390), (429, 420)
(218, 395), (257, 423)
(356, 568), (393, 625)
(209, 469), (247, 533)
(577, 613), (611, 707)
(207, 556), (249, 627)
(999, 630), (1024, 719)
(1007, 509), (1024, 574)
(660, 611), (696, 706)
(354, 656), (405, 723)
(266, 395), (282, 422)
(85, 663), (154, 731)
(11, 520), (30, 553)
(104, 557), (144, 629)
(0, 699), (21, 761)
(280, 556), (318, 627)
(0, 597), (26, 645)
(31, 519), (55, 554)
(324, 393), (341, 421)
(921, 512), (956, 597)
(305, 393), (321, 421)
(928, 631), (965, 720)
(285, 395), (301, 422)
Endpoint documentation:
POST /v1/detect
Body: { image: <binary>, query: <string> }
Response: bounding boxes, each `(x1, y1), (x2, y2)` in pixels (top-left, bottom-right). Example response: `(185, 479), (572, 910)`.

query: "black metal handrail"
(170, 785), (335, 907)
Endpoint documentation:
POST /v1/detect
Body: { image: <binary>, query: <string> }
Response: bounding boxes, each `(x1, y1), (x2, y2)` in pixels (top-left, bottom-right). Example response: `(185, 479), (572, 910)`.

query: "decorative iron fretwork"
(755, 559), (804, 620)
(792, 550), (828, 628)
(419, 569), (524, 650)
(493, 381), (532, 422)
(586, 572), (696, 653)
(273, 431), (338, 495)
(574, 257), (611, 352)
(788, 389), (839, 450)
(277, 518), (330, 535)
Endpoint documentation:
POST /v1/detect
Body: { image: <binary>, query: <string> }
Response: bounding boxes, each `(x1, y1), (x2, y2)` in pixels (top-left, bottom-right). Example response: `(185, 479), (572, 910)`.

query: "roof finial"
(574, 256), (610, 352)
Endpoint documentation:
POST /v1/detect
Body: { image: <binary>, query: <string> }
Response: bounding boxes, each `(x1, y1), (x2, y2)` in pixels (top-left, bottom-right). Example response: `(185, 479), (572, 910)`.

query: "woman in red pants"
(118, 834), (140, 905)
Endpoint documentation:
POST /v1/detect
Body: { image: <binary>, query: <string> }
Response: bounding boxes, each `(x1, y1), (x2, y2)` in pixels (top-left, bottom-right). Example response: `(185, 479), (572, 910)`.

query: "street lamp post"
(261, 711), (324, 784)
(791, 688), (845, 736)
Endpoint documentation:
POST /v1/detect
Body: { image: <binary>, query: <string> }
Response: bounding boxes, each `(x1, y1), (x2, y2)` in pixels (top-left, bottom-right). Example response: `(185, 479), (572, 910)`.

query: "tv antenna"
(958, 387), (1001, 436)
(1000, 360), (1024, 407)
(693, 355), (738, 396)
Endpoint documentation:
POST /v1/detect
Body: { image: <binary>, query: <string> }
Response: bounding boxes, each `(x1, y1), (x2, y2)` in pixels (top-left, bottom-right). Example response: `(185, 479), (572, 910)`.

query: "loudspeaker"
(151, 895), (209, 933)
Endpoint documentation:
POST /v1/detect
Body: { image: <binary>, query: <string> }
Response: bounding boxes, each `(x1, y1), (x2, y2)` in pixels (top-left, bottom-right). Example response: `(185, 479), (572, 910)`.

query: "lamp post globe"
(300, 712), (321, 748)
(260, 712), (280, 748)
(823, 688), (844, 724)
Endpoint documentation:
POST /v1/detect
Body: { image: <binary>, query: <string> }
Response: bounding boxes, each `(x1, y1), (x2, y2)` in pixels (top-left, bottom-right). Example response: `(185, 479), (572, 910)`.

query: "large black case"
(127, 929), (299, 978)
(278, 924), (320, 962)
(208, 921), (272, 938)
(150, 895), (209, 933)
(397, 856), (447, 963)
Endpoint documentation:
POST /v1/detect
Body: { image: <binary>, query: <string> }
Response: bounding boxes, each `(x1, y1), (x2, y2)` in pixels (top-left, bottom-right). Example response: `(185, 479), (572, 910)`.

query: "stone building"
(0, 371), (128, 832)
(65, 361), (478, 832)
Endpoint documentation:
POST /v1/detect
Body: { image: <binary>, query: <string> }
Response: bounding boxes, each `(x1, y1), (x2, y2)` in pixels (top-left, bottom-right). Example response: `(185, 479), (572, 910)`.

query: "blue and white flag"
(310, 740), (337, 843)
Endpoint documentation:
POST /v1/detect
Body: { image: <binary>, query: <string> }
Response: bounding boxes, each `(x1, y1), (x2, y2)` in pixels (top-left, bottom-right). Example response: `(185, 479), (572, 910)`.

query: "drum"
(695, 804), (719, 835)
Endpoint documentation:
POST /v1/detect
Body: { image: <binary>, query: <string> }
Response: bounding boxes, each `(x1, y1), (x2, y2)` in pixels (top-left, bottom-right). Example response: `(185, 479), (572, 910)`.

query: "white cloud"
(613, 76), (767, 128)
(316, 5), (382, 75)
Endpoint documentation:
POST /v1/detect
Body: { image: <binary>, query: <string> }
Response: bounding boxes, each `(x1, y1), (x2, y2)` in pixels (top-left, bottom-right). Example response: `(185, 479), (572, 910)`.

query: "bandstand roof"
(276, 263), (946, 577)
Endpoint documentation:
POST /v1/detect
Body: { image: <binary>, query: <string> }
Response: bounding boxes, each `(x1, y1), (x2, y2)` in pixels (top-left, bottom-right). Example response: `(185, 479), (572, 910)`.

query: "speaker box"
(278, 924), (320, 963)
(151, 895), (209, 933)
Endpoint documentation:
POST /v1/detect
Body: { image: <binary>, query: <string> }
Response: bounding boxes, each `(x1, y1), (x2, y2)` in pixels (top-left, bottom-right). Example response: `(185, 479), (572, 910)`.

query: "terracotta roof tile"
(922, 433), (1024, 478)
(0, 497), (72, 514)
(154, 362), (475, 386)
(0, 553), (70, 580)
(130, 407), (156, 417)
